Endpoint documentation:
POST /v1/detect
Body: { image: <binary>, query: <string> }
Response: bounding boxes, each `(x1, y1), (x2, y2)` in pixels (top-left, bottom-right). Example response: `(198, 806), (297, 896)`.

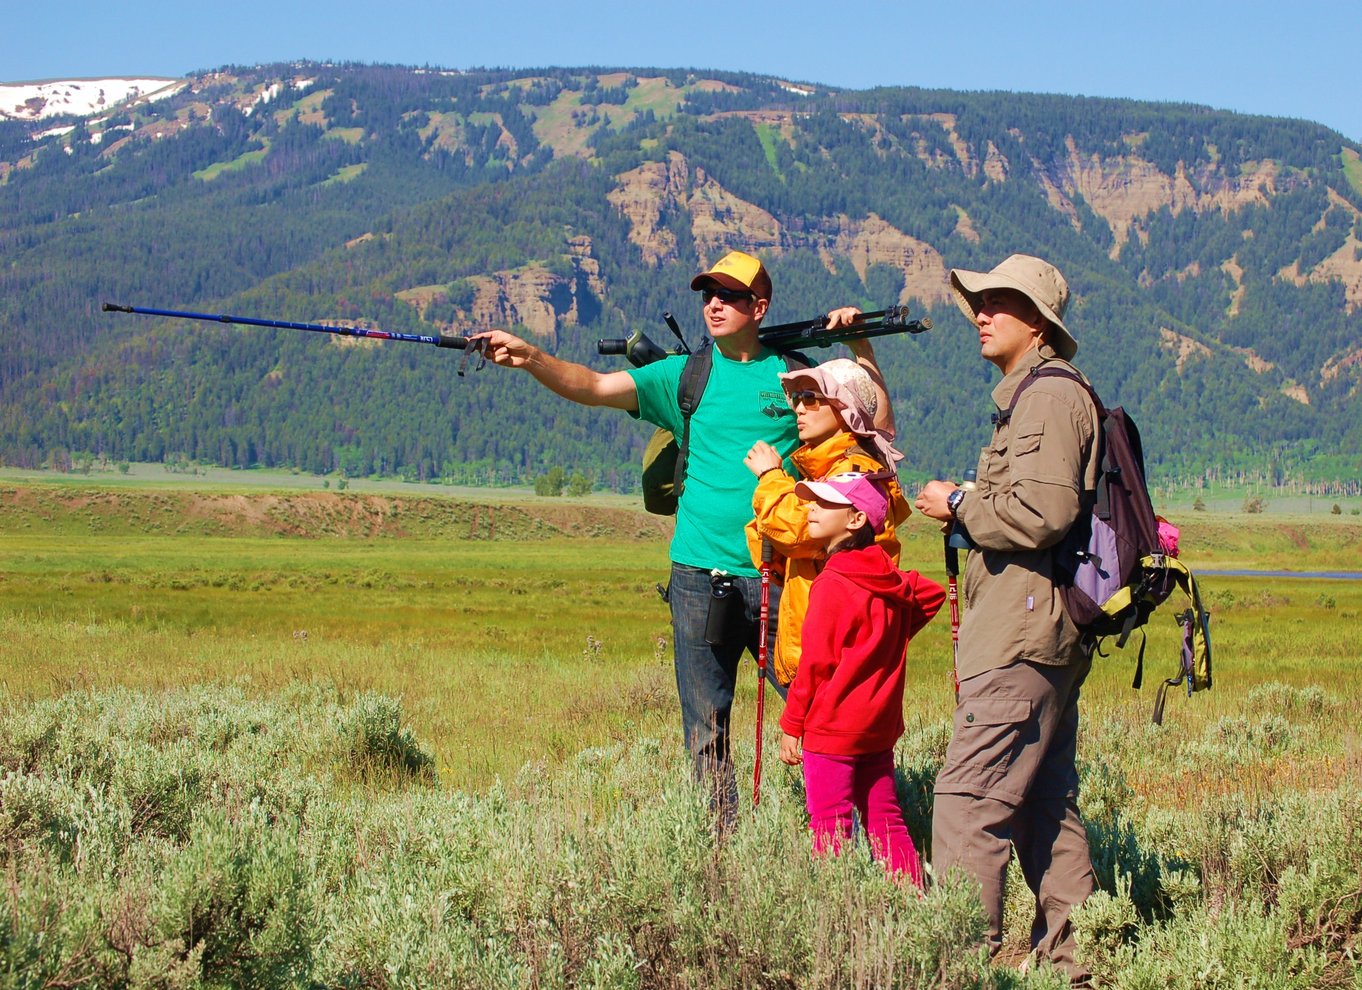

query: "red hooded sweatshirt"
(780, 544), (946, 756)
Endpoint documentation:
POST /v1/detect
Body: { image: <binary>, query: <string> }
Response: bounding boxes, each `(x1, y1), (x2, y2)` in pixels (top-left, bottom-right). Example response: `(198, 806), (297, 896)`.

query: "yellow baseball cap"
(690, 250), (773, 301)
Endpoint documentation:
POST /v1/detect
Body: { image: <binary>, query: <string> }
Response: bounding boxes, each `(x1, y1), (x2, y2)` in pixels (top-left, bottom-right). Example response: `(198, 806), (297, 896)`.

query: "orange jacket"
(746, 432), (912, 685)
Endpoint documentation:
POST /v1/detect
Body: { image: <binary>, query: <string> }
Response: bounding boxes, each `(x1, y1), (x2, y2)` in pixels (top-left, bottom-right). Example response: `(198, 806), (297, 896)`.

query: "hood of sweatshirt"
(821, 544), (915, 601)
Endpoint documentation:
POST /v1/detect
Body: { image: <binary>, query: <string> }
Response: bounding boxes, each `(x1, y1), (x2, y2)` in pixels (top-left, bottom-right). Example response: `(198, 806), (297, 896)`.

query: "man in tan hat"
(915, 254), (1099, 983)
(474, 250), (890, 828)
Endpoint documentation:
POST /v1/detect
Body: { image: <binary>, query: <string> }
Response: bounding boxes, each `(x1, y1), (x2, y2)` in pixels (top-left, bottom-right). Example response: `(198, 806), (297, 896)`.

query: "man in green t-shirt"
(475, 251), (890, 827)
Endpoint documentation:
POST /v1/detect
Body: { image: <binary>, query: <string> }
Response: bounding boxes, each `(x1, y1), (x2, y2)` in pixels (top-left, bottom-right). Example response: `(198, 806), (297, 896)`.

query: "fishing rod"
(102, 303), (489, 374)
(597, 305), (933, 368)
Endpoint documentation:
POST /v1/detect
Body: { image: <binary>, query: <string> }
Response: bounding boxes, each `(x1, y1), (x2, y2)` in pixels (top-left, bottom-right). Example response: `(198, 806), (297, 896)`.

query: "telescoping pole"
(944, 536), (961, 698)
(943, 469), (977, 699)
(102, 303), (489, 373)
(753, 539), (773, 810)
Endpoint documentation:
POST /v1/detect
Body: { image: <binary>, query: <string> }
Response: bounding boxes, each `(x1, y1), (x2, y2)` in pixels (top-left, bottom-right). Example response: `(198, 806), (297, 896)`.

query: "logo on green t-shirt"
(759, 389), (790, 419)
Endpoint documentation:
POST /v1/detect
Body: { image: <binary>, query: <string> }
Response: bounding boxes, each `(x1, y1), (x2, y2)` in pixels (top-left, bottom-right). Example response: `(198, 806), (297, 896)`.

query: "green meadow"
(3, 476), (1359, 788)
(0, 480), (682, 788)
(1, 475), (1359, 987)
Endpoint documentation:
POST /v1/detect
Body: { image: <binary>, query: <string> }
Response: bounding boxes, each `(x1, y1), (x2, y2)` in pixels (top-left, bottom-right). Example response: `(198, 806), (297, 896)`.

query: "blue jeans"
(669, 562), (785, 830)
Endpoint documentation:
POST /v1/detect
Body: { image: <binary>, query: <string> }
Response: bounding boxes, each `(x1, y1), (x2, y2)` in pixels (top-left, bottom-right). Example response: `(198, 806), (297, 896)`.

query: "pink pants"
(802, 748), (923, 886)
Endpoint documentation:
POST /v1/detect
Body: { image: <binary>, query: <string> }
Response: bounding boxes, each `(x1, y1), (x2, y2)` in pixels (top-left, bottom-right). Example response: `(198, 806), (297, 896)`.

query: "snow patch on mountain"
(0, 78), (183, 121)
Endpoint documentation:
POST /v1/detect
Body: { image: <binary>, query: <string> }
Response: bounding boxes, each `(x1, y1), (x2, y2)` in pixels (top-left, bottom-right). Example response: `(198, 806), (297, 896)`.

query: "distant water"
(1201, 569), (1362, 581)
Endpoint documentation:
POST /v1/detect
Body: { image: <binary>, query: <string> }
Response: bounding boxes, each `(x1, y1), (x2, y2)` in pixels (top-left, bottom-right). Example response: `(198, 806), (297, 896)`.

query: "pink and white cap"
(794, 471), (890, 534)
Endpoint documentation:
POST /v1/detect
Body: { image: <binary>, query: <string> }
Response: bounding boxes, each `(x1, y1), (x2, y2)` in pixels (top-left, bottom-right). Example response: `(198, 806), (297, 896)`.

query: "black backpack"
(999, 365), (1213, 721)
(641, 341), (809, 515)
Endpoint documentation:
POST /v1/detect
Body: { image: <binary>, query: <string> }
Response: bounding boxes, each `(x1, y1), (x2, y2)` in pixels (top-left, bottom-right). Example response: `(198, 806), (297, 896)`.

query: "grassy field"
(0, 480), (681, 787)
(2, 476), (1361, 988)
(3, 474), (1359, 793)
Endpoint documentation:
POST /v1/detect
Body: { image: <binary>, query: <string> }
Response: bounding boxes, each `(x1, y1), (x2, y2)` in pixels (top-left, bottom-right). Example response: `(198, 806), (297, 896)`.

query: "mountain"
(2, 62), (1360, 489)
(0, 78), (184, 122)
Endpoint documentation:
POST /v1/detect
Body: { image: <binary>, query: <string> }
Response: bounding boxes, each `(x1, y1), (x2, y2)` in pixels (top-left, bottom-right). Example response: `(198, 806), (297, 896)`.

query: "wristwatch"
(946, 487), (966, 520)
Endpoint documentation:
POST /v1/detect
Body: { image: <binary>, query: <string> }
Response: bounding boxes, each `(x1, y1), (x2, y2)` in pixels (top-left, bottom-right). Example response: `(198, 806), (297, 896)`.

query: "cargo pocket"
(936, 697), (1032, 794)
(1014, 421), (1044, 457)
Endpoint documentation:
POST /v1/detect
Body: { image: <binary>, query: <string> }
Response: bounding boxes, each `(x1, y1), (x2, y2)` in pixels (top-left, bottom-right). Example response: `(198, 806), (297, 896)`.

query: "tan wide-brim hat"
(950, 253), (1077, 360)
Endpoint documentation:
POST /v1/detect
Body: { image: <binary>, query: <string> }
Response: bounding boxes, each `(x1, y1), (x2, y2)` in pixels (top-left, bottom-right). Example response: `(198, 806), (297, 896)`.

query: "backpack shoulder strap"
(673, 345), (807, 498)
(673, 342), (715, 498)
(993, 363), (1105, 427)
(841, 445), (884, 474)
(995, 362), (1108, 513)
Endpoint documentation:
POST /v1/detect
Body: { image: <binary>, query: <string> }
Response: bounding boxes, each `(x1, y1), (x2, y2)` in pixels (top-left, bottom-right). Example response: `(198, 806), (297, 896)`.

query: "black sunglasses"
(788, 390), (827, 410)
(701, 287), (755, 306)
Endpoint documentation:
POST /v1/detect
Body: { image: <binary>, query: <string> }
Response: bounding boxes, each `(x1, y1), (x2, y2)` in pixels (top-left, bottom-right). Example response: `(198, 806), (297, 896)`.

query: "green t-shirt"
(629, 348), (802, 576)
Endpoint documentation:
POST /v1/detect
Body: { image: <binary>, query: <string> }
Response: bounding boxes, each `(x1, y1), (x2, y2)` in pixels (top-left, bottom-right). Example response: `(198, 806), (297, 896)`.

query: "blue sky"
(5, 0), (1359, 142)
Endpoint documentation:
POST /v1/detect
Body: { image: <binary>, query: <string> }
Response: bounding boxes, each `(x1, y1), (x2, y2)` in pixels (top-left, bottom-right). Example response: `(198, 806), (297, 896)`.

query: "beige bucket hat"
(949, 254), (1077, 360)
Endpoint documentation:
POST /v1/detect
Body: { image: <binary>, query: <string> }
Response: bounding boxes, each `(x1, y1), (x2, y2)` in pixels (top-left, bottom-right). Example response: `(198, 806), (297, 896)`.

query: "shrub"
(0, 685), (1355, 988)
(333, 690), (437, 784)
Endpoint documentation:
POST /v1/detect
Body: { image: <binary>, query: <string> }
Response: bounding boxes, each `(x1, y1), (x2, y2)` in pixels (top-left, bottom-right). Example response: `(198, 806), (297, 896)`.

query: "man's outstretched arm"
(474, 329), (639, 411)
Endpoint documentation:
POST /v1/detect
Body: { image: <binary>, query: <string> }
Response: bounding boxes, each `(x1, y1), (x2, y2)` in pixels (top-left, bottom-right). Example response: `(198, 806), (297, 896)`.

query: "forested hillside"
(3, 63), (1360, 489)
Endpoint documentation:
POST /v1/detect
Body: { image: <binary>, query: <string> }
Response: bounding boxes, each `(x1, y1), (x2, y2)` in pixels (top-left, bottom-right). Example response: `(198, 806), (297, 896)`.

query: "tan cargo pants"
(932, 655), (1096, 982)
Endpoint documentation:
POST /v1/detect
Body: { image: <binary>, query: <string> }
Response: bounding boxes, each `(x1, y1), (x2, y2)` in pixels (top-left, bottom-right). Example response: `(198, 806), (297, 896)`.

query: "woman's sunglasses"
(788, 390), (828, 410)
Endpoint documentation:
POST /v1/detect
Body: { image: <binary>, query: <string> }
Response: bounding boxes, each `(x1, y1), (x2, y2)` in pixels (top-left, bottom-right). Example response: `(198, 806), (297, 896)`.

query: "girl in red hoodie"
(779, 473), (945, 884)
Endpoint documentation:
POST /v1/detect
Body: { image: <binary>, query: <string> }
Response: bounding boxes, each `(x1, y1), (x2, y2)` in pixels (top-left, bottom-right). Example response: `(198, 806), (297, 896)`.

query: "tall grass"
(1, 483), (1360, 985)
(1, 684), (1357, 988)
(0, 686), (1021, 989)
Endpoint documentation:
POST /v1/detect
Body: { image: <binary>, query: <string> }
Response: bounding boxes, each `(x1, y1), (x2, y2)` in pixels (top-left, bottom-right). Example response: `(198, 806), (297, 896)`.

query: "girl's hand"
(744, 441), (784, 478)
(779, 732), (803, 766)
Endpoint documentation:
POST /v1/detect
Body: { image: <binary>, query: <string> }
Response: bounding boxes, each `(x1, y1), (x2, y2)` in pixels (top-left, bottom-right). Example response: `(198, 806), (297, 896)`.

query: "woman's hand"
(744, 441), (785, 478)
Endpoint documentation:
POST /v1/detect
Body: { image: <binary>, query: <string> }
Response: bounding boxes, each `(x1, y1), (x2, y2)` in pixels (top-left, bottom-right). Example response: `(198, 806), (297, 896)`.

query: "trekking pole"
(944, 535), (961, 698)
(753, 538), (773, 809)
(102, 303), (490, 375)
(944, 469), (977, 698)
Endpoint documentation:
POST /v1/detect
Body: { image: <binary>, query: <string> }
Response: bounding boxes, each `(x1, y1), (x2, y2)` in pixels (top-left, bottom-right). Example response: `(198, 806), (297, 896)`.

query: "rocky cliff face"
(390, 96), (1362, 361)
(820, 214), (952, 306)
(606, 152), (785, 267)
(463, 267), (568, 341)
(391, 238), (606, 341)
(606, 151), (952, 307)
(1038, 144), (1291, 255)
(606, 154), (687, 266)
(460, 239), (607, 340)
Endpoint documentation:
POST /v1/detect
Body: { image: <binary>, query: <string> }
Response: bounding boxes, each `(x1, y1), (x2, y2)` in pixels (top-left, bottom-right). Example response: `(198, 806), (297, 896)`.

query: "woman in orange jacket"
(742, 358), (912, 687)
